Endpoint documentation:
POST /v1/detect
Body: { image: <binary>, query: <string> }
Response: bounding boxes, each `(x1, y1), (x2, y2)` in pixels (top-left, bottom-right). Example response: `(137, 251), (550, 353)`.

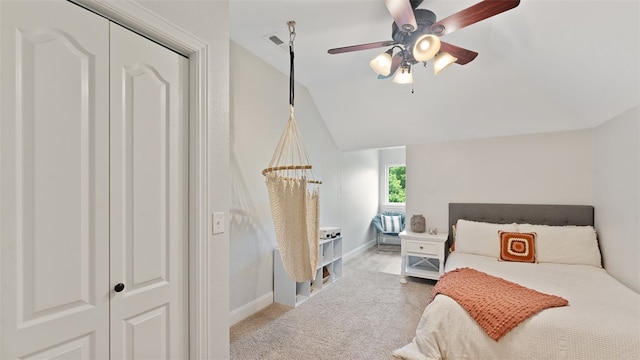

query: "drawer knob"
(419, 246), (423, 249)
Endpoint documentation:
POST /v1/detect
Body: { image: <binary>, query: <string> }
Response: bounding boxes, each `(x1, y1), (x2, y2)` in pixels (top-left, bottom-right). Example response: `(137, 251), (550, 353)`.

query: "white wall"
(229, 42), (341, 322)
(379, 147), (406, 213)
(406, 129), (594, 234)
(340, 149), (380, 255)
(593, 106), (640, 293)
(136, 1), (230, 357)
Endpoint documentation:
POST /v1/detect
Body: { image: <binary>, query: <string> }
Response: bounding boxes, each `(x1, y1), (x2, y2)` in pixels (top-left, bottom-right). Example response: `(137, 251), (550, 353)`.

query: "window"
(386, 165), (406, 204)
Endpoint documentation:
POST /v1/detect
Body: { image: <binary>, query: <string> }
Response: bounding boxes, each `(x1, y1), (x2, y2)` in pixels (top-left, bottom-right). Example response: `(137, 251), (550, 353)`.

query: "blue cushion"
(381, 214), (402, 233)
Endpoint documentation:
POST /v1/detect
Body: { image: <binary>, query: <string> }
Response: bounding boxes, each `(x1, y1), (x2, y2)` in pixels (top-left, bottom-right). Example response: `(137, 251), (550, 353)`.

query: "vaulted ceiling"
(230, 0), (639, 150)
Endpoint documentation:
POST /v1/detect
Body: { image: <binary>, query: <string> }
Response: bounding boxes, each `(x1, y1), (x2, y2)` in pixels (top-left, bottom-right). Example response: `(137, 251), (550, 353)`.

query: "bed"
(393, 203), (640, 360)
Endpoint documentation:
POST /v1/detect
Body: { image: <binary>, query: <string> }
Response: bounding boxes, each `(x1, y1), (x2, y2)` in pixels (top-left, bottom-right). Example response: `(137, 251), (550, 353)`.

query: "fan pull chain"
(411, 64), (415, 94)
(288, 21), (296, 108)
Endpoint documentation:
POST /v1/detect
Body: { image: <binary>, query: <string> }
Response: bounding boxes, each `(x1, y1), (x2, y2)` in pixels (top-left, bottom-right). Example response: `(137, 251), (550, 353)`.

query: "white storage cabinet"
(399, 231), (448, 283)
(274, 236), (343, 307)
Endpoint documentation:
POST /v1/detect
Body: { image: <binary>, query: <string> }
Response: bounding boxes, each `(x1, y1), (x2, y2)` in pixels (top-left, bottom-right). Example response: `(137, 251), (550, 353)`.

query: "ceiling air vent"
(268, 35), (284, 46)
(266, 33), (288, 53)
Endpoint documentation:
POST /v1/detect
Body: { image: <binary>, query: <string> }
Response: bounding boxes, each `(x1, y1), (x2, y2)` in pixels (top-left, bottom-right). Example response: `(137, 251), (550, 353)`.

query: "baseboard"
(343, 239), (377, 262)
(229, 291), (273, 326)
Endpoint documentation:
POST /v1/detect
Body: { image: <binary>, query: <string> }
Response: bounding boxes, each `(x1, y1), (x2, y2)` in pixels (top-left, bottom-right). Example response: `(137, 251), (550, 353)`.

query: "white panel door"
(108, 22), (189, 360)
(1, 1), (110, 359)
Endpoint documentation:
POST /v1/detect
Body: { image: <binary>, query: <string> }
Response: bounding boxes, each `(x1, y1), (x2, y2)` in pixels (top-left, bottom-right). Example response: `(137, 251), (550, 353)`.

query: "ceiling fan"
(327, 0), (520, 82)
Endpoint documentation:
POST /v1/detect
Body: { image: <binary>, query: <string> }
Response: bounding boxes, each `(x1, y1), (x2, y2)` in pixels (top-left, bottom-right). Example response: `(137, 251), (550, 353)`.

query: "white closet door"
(108, 23), (189, 359)
(0, 1), (110, 359)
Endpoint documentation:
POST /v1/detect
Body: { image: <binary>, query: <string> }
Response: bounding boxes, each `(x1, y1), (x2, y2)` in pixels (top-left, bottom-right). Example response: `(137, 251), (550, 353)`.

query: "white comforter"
(394, 252), (640, 360)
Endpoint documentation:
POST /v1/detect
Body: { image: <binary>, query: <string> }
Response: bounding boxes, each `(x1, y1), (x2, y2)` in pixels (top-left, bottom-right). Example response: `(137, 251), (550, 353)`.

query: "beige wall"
(593, 106), (640, 292)
(340, 149), (380, 254)
(406, 129), (594, 234)
(406, 123), (640, 292)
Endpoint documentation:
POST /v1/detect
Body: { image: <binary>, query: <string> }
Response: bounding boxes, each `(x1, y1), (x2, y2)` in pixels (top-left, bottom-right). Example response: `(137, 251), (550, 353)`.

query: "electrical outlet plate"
(212, 212), (224, 234)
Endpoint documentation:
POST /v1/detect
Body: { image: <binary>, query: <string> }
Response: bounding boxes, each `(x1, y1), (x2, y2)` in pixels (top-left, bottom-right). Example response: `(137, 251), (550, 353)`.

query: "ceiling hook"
(287, 20), (296, 47)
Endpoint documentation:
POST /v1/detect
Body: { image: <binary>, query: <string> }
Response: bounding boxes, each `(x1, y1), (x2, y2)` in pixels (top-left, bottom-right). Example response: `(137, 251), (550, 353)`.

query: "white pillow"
(381, 214), (402, 233)
(455, 219), (518, 258)
(518, 224), (602, 267)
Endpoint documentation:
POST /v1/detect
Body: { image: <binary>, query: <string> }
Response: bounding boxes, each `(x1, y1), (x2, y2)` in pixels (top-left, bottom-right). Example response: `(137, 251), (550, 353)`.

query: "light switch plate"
(212, 212), (224, 234)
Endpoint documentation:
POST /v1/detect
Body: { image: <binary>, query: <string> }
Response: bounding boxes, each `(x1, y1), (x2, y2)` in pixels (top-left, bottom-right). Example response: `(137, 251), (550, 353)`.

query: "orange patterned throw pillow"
(499, 231), (536, 263)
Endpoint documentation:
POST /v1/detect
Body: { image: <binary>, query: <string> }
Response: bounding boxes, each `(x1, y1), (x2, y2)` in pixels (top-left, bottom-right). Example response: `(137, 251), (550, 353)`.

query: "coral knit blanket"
(431, 267), (569, 341)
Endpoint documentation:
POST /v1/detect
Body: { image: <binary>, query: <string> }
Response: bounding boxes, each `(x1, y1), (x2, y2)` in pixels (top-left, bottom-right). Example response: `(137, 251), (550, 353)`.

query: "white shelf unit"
(274, 236), (343, 307)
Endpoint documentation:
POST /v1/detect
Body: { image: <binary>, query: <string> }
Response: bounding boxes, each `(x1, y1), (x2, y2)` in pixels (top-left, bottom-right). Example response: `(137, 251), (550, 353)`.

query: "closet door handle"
(114, 283), (125, 293)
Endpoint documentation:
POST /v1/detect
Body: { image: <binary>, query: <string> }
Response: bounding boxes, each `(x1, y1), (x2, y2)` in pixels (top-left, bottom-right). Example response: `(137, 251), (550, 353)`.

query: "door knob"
(114, 283), (125, 293)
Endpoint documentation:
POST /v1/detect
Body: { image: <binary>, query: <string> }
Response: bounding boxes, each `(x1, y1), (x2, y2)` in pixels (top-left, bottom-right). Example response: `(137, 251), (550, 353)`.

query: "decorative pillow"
(499, 231), (537, 263)
(518, 224), (602, 267)
(381, 214), (402, 233)
(455, 219), (518, 258)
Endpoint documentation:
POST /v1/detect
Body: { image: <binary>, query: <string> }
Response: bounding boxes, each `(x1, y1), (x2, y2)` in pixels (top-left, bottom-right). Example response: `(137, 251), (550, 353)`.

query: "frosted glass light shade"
(392, 66), (413, 84)
(433, 52), (458, 75)
(412, 34), (441, 62)
(369, 50), (393, 76)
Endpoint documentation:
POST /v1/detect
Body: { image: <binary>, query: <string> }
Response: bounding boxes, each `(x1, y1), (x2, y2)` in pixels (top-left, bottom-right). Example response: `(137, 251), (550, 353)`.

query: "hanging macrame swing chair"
(263, 21), (322, 282)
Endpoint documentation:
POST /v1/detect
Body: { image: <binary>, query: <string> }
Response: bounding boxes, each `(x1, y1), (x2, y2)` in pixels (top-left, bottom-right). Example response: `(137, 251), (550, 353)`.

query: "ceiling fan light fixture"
(369, 49), (393, 76)
(433, 52), (458, 75)
(412, 34), (441, 62)
(393, 65), (413, 84)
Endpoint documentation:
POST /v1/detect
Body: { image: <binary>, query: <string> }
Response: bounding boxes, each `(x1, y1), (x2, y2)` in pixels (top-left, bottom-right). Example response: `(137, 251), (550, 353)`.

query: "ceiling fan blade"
(409, 0), (424, 9)
(385, 0), (418, 32)
(377, 53), (404, 79)
(430, 0), (520, 36)
(328, 40), (396, 54)
(439, 42), (478, 65)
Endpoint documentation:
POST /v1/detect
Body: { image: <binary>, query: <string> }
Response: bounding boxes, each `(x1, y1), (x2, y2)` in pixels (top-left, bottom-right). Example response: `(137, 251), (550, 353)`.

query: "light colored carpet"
(230, 268), (435, 360)
(344, 246), (402, 275)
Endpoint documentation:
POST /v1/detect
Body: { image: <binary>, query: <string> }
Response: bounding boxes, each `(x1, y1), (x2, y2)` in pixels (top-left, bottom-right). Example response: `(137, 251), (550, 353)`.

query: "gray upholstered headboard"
(447, 203), (594, 248)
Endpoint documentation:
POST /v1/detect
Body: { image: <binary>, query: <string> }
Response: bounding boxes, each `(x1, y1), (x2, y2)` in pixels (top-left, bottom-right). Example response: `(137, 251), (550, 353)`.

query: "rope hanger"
(288, 20), (295, 108)
(261, 20), (321, 185)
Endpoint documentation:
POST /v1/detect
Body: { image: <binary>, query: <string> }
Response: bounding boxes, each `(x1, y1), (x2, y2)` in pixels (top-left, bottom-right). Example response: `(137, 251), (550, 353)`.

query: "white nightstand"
(399, 231), (448, 283)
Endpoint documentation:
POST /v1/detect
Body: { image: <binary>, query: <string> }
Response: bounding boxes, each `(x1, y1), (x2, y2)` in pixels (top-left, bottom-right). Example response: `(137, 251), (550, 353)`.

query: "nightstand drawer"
(405, 240), (438, 256)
